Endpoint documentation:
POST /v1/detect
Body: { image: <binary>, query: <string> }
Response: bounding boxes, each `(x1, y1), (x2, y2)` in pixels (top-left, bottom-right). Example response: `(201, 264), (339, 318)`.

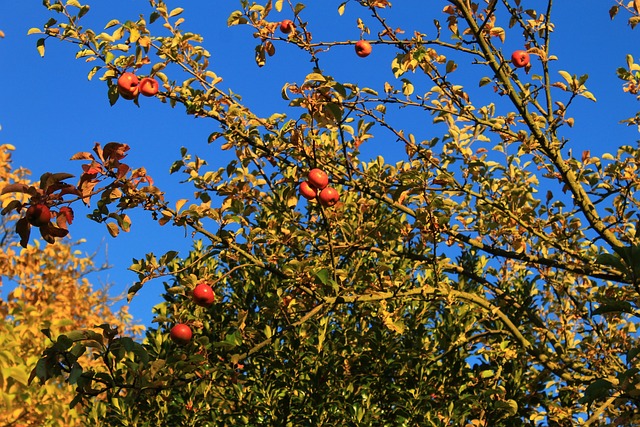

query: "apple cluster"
(299, 168), (340, 207)
(169, 282), (216, 346)
(117, 72), (159, 100)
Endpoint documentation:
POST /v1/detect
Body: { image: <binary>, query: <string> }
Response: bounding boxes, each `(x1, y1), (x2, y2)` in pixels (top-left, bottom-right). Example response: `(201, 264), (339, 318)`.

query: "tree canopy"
(2, 1), (640, 425)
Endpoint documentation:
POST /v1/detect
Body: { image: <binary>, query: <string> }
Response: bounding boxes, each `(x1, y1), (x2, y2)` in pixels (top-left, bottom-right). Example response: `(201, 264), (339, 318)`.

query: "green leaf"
(592, 300), (633, 315)
(579, 379), (613, 404)
(479, 76), (492, 87)
(314, 268), (331, 285)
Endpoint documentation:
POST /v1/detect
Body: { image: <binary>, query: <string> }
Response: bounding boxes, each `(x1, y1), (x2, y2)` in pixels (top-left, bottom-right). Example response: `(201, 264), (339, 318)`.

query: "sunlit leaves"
(7, 0), (640, 425)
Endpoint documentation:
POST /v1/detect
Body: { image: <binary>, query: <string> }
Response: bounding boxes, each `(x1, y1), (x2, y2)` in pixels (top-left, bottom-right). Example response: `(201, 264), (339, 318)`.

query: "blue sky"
(1, 1), (638, 327)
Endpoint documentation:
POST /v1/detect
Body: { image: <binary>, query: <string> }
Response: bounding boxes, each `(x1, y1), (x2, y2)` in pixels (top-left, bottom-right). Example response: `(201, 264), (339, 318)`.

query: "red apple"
(355, 40), (372, 58)
(308, 168), (329, 190)
(26, 204), (51, 227)
(280, 19), (294, 34)
(117, 72), (139, 99)
(138, 77), (159, 97)
(318, 187), (339, 207)
(511, 50), (530, 68)
(170, 323), (192, 345)
(193, 283), (215, 307)
(299, 181), (318, 200)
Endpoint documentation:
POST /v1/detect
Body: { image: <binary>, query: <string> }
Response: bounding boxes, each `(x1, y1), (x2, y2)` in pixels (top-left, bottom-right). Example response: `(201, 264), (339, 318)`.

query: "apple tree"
(3, 0), (640, 425)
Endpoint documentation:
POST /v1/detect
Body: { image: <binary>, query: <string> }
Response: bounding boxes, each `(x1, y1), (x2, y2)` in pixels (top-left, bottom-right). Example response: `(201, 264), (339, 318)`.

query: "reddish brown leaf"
(103, 142), (130, 161)
(16, 217), (31, 248)
(79, 179), (99, 204)
(93, 142), (105, 163)
(39, 224), (56, 244)
(1, 183), (34, 195)
(116, 163), (131, 179)
(46, 223), (69, 238)
(1, 200), (22, 215)
(70, 151), (95, 161)
(57, 206), (74, 227)
(82, 162), (104, 175)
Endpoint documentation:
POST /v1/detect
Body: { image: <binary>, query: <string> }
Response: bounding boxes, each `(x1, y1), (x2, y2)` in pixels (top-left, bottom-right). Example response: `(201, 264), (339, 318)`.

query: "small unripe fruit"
(318, 187), (339, 207)
(299, 181), (318, 200)
(26, 204), (51, 227)
(193, 283), (215, 307)
(170, 323), (192, 345)
(280, 19), (294, 34)
(511, 50), (530, 68)
(355, 40), (372, 58)
(308, 169), (329, 190)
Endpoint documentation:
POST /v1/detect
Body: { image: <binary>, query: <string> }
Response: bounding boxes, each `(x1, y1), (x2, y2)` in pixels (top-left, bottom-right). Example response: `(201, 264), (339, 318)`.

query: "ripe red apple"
(138, 77), (159, 97)
(117, 72), (139, 99)
(299, 181), (318, 200)
(308, 168), (329, 190)
(355, 40), (372, 58)
(511, 50), (530, 68)
(193, 283), (215, 307)
(170, 323), (192, 345)
(280, 19), (294, 34)
(318, 187), (339, 207)
(26, 204), (51, 227)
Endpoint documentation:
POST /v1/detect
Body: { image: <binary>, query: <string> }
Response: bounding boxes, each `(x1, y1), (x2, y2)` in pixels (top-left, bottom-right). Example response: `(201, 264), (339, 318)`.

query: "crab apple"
(170, 324), (192, 345)
(117, 72), (139, 99)
(280, 19), (294, 34)
(355, 40), (372, 58)
(193, 283), (215, 307)
(299, 181), (318, 200)
(511, 50), (530, 68)
(26, 204), (51, 227)
(308, 168), (329, 190)
(138, 77), (159, 97)
(318, 187), (340, 207)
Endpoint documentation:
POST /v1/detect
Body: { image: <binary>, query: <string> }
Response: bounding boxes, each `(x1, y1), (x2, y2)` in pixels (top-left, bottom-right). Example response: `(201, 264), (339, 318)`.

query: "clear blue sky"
(0, 1), (638, 327)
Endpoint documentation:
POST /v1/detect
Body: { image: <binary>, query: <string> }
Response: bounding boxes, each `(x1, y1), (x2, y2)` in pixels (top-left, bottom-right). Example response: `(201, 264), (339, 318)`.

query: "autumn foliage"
(2, 0), (640, 425)
(0, 145), (143, 426)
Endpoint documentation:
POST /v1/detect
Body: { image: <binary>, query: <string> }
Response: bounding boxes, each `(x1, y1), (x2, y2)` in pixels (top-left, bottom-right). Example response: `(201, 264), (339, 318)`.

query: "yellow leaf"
(106, 222), (119, 237)
(581, 90), (597, 102)
(169, 7), (184, 18)
(558, 70), (573, 86)
(489, 27), (505, 43)
(176, 199), (188, 212)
